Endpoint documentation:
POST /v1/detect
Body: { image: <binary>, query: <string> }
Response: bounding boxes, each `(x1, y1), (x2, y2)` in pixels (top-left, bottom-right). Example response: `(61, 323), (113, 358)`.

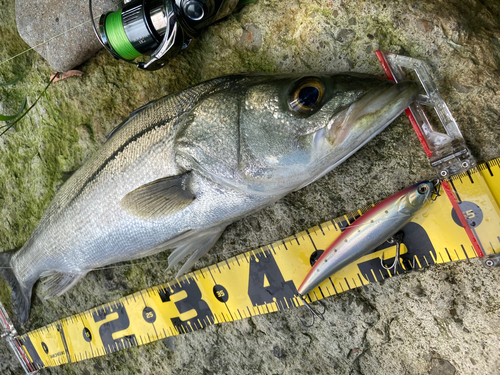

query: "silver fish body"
(298, 181), (434, 297)
(0, 73), (418, 322)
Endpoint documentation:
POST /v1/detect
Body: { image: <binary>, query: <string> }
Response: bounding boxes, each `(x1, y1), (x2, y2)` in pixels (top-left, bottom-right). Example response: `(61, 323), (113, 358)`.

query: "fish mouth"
(325, 80), (419, 146)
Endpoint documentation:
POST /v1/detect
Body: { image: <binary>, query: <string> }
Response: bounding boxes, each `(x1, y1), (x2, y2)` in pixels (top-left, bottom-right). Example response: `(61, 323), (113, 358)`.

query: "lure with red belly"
(297, 181), (435, 297)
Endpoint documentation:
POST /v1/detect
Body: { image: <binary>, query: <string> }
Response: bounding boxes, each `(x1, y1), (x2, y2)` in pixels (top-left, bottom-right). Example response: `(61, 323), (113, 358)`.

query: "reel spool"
(90, 0), (239, 71)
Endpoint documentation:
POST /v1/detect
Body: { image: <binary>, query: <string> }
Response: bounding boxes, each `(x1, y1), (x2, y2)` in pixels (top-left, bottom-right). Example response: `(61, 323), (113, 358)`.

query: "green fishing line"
(105, 10), (141, 60)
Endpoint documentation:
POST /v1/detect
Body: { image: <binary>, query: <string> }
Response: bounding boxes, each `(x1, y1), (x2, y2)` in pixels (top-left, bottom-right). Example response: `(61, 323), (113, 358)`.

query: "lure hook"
(430, 178), (442, 201)
(381, 232), (419, 272)
(410, 255), (418, 270)
(381, 232), (404, 273)
(297, 294), (326, 328)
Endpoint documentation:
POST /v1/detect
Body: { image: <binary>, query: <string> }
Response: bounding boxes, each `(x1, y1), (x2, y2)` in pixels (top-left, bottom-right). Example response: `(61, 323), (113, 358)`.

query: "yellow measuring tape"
(10, 158), (500, 371)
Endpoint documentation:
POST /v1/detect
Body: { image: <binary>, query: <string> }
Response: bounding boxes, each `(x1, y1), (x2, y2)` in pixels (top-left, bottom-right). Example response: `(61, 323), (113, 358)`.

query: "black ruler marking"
(306, 230), (318, 251)
(471, 244), (478, 258)
(220, 312), (227, 322)
(318, 286), (325, 299)
(461, 245), (469, 259)
(466, 170), (474, 184)
(224, 302), (234, 321)
(338, 282), (345, 293)
(139, 291), (147, 307)
(486, 161), (494, 177)
(152, 323), (159, 340)
(293, 234), (300, 245)
(270, 244), (276, 255)
(56, 322), (72, 364)
(318, 224), (325, 235)
(281, 240), (288, 250)
(330, 220), (339, 231)
(358, 274), (365, 287)
(348, 277), (356, 288)
(314, 290), (323, 301)
(207, 266), (217, 283)
(328, 277), (337, 295)
(254, 305), (261, 315)
(444, 248), (453, 262)
(449, 179), (462, 202)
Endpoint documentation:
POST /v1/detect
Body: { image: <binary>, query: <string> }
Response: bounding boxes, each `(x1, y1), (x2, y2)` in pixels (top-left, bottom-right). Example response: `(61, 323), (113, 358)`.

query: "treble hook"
(297, 294), (326, 328)
(381, 233), (404, 273)
(381, 233), (418, 272)
(430, 178), (442, 201)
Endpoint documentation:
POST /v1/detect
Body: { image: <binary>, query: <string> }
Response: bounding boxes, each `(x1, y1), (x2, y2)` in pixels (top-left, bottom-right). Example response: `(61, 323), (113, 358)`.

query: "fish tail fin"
(0, 250), (32, 323)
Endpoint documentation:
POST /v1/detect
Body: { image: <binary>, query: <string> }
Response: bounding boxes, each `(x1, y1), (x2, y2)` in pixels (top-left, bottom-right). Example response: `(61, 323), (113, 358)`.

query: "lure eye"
(289, 78), (325, 115)
(417, 184), (429, 194)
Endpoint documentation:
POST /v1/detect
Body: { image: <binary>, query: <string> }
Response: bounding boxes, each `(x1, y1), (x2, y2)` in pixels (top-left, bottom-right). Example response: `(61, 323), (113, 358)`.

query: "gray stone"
(1, 0), (500, 374)
(15, 0), (116, 72)
(240, 24), (263, 52)
(430, 358), (457, 375)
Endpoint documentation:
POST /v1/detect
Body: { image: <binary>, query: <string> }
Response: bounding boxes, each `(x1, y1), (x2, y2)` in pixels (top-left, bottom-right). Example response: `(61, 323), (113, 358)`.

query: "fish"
(0, 73), (418, 322)
(297, 180), (435, 297)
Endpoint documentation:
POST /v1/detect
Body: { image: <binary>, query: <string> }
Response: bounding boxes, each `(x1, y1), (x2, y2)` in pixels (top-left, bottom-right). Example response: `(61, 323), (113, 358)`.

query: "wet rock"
(163, 337), (177, 352)
(240, 24), (263, 52)
(273, 345), (286, 358)
(15, 0), (116, 72)
(430, 358), (457, 375)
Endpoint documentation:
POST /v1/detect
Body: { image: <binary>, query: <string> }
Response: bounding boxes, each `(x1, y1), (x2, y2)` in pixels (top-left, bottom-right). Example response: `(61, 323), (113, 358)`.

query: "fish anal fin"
(120, 174), (195, 219)
(40, 271), (86, 299)
(166, 225), (226, 277)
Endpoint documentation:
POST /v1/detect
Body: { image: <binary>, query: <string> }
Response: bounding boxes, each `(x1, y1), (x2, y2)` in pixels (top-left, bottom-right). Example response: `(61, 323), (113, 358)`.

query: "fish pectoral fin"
(166, 225), (226, 277)
(39, 271), (87, 298)
(120, 174), (195, 219)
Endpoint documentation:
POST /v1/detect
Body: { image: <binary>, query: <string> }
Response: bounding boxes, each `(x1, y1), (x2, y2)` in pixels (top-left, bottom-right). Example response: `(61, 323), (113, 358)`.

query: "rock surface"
(1, 0), (500, 374)
(15, 0), (116, 72)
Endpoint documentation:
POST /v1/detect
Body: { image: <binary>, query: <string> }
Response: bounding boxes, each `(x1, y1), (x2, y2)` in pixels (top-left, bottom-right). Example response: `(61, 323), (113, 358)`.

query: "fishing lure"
(297, 180), (437, 324)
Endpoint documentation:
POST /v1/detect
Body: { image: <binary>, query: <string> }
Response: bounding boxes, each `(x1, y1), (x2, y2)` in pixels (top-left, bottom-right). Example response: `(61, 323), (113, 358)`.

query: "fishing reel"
(90, 0), (239, 71)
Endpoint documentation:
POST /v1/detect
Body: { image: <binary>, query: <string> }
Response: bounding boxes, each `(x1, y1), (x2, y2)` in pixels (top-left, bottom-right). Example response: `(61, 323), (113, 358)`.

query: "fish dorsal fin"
(120, 174), (195, 219)
(106, 101), (156, 141)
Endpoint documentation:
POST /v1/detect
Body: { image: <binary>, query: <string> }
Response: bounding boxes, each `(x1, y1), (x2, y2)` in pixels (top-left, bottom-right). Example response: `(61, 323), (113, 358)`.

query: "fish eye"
(288, 78), (325, 115)
(417, 184), (429, 194)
